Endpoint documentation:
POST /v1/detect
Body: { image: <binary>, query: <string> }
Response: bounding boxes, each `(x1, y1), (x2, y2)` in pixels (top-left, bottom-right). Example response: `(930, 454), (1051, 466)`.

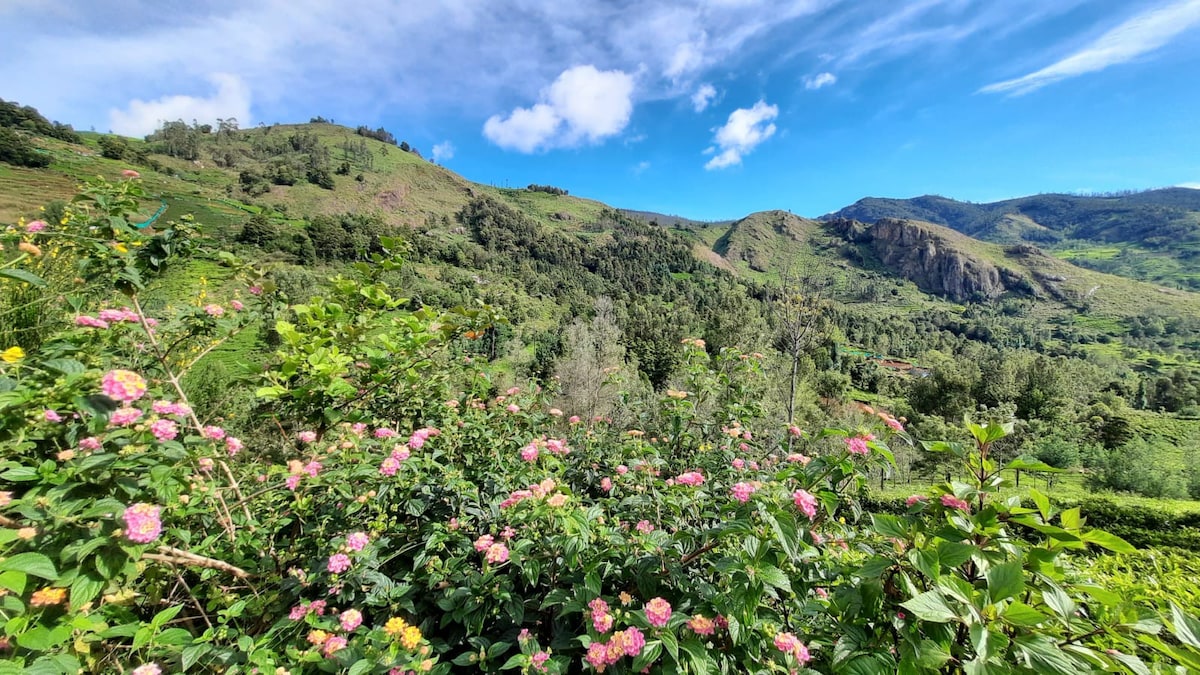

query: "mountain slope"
(825, 190), (1200, 290)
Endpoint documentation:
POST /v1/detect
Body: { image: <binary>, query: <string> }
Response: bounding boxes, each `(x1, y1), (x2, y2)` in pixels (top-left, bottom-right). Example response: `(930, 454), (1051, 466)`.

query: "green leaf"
(936, 542), (976, 568)
(659, 627), (679, 663)
(0, 466), (39, 481)
(1043, 585), (1076, 620)
(870, 513), (908, 539)
(1109, 651), (1151, 675)
(69, 574), (104, 612)
(1029, 489), (1051, 522)
(758, 565), (792, 593)
(0, 570), (26, 595)
(1004, 458), (1062, 473)
(182, 643), (212, 671)
(40, 359), (86, 375)
(902, 590), (958, 623)
(1080, 529), (1136, 554)
(631, 641), (663, 673)
(348, 660), (373, 675)
(1002, 602), (1047, 627)
(987, 560), (1025, 603)
(0, 553), (58, 580)
(1171, 602), (1200, 649)
(152, 603), (184, 628)
(0, 268), (47, 287)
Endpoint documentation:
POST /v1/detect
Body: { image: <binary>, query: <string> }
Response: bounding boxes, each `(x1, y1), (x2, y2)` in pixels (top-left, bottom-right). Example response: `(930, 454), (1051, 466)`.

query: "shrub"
(0, 127), (51, 168)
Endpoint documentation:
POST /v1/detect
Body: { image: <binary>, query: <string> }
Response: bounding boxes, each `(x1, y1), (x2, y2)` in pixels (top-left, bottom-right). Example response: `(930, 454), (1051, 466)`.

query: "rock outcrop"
(833, 218), (1027, 301)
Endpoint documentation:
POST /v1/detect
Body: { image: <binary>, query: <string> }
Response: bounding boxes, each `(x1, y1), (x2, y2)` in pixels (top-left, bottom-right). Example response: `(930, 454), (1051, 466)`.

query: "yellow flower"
(1, 347), (25, 363)
(400, 625), (422, 650)
(384, 616), (409, 637)
(113, 243), (128, 254)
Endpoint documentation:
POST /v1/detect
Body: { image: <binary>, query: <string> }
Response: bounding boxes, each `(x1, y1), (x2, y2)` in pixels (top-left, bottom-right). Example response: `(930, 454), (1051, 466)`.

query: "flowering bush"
(1, 178), (1199, 673)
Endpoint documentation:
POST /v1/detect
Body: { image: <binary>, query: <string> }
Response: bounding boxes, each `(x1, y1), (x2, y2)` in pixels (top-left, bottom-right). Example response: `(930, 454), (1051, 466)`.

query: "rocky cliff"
(833, 218), (1028, 301)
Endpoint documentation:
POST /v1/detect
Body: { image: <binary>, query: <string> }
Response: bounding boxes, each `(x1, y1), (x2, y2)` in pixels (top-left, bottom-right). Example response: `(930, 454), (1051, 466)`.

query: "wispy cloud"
(632, 160), (651, 175)
(431, 141), (455, 164)
(981, 0), (1200, 95)
(804, 72), (837, 90)
(691, 83), (718, 112)
(704, 100), (778, 170)
(483, 65), (635, 152)
(1178, 182), (1200, 189)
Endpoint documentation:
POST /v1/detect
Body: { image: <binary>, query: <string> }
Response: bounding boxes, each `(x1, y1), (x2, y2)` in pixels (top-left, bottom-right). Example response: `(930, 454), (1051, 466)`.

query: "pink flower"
(26, 219), (47, 233)
(506, 403), (520, 413)
(815, 587), (829, 599)
(485, 542), (509, 564)
(248, 285), (263, 296)
(203, 304), (224, 317)
(501, 526), (516, 539)
(773, 632), (810, 663)
(941, 494), (971, 512)
(121, 169), (140, 178)
(644, 597), (671, 627)
(531, 651), (550, 672)
(198, 457), (214, 472)
(152, 400), (191, 417)
(303, 461), (322, 477)
(225, 437), (244, 456)
(593, 612), (613, 633)
(101, 370), (147, 402)
(845, 436), (870, 456)
(616, 464), (628, 475)
(635, 520), (654, 534)
(619, 627), (645, 656)
(568, 415), (581, 424)
(675, 471), (704, 486)
(906, 494), (928, 506)
(323, 636), (347, 657)
(79, 436), (102, 451)
(202, 425), (226, 440)
(374, 428), (397, 438)
(123, 503), (163, 543)
(379, 457), (400, 476)
(297, 431), (317, 443)
(793, 489), (818, 520)
(109, 407), (143, 426)
(131, 665), (160, 675)
(589, 598), (610, 615)
(75, 315), (109, 329)
(585, 643), (608, 670)
(474, 534), (495, 552)
(288, 605), (307, 621)
(600, 477), (613, 492)
(43, 409), (62, 423)
(731, 482), (757, 503)
(788, 425), (802, 437)
(518, 629), (532, 642)
(327, 553), (351, 573)
(345, 532), (369, 551)
(886, 417), (904, 432)
(230, 300), (244, 311)
(786, 453), (811, 464)
(150, 418), (178, 441)
(340, 608), (363, 631)
(520, 444), (539, 462)
(545, 438), (569, 455)
(731, 458), (745, 469)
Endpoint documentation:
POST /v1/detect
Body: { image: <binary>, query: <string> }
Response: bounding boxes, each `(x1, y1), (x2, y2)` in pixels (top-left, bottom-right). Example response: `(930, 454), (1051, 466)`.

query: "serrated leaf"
(758, 565), (792, 593)
(1172, 602), (1200, 649)
(902, 590), (958, 623)
(1003, 602), (1047, 626)
(987, 560), (1025, 603)
(182, 643), (211, 671)
(1080, 529), (1135, 554)
(0, 553), (58, 580)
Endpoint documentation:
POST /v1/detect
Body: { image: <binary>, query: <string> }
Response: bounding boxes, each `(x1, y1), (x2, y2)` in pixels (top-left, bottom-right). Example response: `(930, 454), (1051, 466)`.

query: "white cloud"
(1178, 182), (1200, 189)
(633, 160), (651, 175)
(665, 36), (707, 79)
(431, 141), (455, 163)
(483, 65), (635, 152)
(691, 83), (717, 112)
(704, 100), (778, 170)
(108, 73), (250, 137)
(981, 0), (1200, 95)
(804, 72), (837, 89)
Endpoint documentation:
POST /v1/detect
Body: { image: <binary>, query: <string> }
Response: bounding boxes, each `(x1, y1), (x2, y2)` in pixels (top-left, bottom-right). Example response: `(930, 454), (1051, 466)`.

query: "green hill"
(826, 190), (1200, 290)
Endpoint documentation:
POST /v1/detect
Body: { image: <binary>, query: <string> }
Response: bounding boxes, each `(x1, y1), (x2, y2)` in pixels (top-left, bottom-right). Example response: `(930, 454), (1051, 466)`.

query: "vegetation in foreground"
(3, 177), (1200, 674)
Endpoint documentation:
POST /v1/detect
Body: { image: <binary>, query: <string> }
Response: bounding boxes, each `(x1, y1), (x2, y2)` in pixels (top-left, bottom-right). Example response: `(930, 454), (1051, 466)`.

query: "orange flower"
(30, 587), (67, 607)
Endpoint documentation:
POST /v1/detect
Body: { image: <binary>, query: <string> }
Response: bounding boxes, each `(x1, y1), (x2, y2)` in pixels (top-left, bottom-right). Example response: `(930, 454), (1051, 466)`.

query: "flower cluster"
(101, 369), (147, 403)
(583, 627), (645, 672)
(123, 503), (163, 544)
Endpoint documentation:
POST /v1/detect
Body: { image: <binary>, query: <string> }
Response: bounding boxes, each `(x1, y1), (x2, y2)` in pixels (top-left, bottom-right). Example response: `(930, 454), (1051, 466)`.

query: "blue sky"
(3, 0), (1200, 220)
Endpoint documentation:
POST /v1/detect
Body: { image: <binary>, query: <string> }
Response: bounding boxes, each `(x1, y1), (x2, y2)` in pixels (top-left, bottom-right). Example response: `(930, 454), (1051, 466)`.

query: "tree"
(0, 127), (50, 167)
(98, 135), (130, 160)
(555, 297), (627, 420)
(767, 270), (831, 430)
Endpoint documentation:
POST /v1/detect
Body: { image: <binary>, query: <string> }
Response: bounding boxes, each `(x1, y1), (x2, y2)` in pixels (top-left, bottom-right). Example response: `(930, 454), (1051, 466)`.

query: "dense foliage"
(5, 177), (1200, 674)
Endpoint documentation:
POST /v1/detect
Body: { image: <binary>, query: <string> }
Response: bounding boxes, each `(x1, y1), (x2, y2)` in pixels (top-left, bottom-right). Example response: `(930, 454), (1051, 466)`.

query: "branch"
(143, 545), (250, 579)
